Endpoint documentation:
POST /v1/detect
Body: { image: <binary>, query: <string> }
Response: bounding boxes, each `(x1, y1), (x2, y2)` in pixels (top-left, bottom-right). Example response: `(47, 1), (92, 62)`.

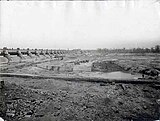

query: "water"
(102, 71), (141, 80)
(0, 117), (4, 121)
(81, 71), (142, 80)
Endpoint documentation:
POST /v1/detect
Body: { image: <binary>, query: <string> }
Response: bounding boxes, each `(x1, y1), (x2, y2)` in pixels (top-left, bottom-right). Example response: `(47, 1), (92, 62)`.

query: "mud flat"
(0, 53), (160, 121)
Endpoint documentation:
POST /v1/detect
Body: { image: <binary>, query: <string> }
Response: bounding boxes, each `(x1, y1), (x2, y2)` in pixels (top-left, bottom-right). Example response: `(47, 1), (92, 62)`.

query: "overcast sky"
(0, 0), (160, 49)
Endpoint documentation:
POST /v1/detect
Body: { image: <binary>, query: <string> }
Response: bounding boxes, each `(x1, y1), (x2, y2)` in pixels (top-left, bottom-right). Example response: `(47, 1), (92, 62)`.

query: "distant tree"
(155, 45), (160, 53)
(145, 48), (150, 53)
(97, 48), (102, 53)
(151, 47), (155, 53)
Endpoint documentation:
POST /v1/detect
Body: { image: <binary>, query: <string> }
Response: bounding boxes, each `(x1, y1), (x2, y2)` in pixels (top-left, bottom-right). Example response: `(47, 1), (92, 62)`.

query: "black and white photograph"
(0, 0), (160, 121)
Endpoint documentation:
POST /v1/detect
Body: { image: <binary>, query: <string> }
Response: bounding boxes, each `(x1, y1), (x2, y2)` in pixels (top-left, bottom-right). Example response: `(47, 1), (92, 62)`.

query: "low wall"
(91, 61), (124, 72)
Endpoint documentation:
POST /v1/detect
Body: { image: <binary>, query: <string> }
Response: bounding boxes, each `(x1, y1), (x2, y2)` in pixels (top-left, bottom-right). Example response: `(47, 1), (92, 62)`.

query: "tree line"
(97, 45), (160, 53)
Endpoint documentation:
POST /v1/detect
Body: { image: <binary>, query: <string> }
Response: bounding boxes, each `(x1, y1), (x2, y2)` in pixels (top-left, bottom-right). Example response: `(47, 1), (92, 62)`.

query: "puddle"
(102, 71), (141, 79)
(0, 117), (4, 121)
(80, 71), (142, 80)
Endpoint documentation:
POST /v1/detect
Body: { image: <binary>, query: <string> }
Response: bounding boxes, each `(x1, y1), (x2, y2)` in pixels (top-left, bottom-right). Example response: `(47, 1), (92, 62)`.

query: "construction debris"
(0, 49), (160, 121)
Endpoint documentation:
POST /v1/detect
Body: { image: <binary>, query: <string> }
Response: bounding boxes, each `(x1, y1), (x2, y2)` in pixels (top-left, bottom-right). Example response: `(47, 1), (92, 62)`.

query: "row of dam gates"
(0, 47), (68, 62)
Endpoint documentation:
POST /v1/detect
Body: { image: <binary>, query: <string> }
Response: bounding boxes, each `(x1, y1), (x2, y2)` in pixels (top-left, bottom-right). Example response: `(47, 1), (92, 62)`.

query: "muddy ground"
(0, 53), (160, 121)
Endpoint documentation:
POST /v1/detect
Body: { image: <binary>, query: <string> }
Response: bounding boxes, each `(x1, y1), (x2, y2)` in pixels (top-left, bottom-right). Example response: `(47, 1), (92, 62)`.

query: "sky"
(0, 0), (160, 49)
